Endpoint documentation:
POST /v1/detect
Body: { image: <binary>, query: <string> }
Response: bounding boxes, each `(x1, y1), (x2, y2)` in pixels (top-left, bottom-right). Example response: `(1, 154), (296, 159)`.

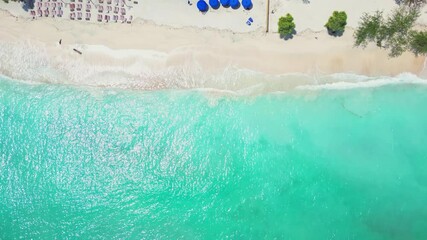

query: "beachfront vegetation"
(325, 11), (347, 36)
(354, 7), (421, 57)
(410, 31), (427, 55)
(278, 14), (296, 39)
(354, 11), (384, 48)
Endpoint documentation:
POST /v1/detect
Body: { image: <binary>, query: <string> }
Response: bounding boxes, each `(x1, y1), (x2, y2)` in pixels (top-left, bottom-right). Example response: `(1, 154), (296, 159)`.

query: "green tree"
(385, 7), (419, 56)
(354, 7), (420, 57)
(354, 11), (384, 47)
(410, 31), (427, 55)
(325, 11), (347, 36)
(278, 14), (296, 38)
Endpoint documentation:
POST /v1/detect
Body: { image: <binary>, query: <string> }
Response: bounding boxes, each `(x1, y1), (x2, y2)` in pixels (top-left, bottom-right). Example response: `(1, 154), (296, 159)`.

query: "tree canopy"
(410, 31), (427, 55)
(278, 14), (296, 38)
(354, 7), (421, 57)
(325, 11), (347, 36)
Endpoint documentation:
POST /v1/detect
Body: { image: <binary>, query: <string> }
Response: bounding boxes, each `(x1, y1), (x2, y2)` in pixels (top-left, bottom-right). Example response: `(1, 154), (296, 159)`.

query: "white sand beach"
(0, 0), (426, 89)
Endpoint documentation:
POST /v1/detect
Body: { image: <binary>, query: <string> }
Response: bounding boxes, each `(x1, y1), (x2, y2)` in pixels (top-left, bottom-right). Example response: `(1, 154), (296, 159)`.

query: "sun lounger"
(113, 14), (118, 22)
(44, 10), (49, 17)
(98, 5), (103, 13)
(70, 3), (75, 11)
(86, 4), (91, 11)
(114, 6), (118, 13)
(97, 14), (102, 21)
(77, 4), (82, 10)
(70, 12), (75, 19)
(78, 12), (82, 20)
(107, 6), (112, 12)
(127, 15), (132, 23)
(107, 0), (112, 4)
(120, 8), (125, 15)
(52, 10), (56, 17)
(85, 12), (90, 20)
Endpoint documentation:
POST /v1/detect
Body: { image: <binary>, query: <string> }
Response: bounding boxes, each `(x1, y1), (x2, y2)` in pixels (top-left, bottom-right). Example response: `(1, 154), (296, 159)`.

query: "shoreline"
(0, 8), (426, 90)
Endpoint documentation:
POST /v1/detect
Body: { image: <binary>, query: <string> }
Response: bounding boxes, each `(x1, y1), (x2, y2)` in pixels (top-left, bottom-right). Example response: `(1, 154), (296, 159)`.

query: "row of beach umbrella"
(197, 0), (252, 12)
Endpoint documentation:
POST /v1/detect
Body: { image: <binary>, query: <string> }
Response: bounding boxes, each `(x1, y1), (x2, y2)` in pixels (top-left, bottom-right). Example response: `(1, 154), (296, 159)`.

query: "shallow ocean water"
(1, 75), (427, 239)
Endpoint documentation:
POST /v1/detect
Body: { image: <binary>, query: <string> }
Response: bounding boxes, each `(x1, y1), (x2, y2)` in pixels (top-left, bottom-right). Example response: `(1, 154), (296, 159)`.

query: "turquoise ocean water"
(1, 75), (427, 239)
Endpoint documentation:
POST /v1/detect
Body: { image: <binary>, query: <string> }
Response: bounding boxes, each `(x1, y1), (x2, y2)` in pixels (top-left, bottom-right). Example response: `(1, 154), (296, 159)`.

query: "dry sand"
(0, 0), (426, 89)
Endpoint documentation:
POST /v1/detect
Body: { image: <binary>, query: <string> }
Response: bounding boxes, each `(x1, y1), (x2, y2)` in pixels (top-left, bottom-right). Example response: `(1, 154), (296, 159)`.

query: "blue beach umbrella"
(230, 0), (240, 9)
(197, 0), (209, 12)
(209, 0), (220, 9)
(242, 0), (252, 10)
(220, 0), (230, 7)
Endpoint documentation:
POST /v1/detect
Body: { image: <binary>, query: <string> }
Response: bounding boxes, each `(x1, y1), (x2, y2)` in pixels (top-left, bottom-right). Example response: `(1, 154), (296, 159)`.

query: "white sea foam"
(1, 41), (426, 94)
(298, 73), (427, 90)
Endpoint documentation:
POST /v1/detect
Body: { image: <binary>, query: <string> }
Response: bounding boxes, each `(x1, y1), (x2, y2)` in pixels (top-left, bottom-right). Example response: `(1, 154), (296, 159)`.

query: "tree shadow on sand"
(280, 29), (297, 40)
